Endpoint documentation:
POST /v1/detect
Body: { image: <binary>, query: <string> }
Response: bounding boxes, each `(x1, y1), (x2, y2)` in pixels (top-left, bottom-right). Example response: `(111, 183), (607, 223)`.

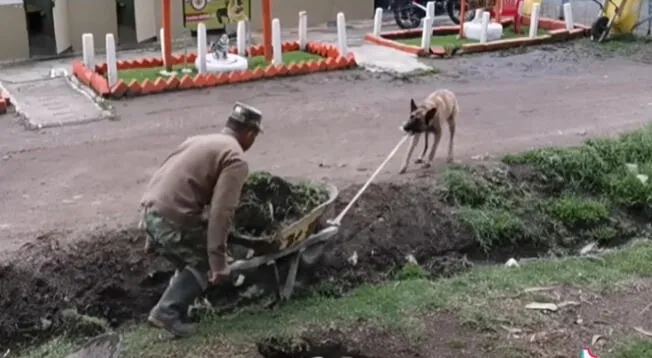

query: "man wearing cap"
(139, 102), (263, 337)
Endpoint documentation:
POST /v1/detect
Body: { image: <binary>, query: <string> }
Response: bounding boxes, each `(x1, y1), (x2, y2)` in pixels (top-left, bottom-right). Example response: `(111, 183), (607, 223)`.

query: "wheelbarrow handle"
(228, 225), (339, 272)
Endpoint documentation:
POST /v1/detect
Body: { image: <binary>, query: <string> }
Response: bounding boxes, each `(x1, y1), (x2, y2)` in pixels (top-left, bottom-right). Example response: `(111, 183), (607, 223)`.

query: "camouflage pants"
(141, 210), (209, 273)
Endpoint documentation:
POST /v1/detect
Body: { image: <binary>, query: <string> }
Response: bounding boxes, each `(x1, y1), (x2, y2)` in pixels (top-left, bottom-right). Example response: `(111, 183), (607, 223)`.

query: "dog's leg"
(415, 132), (428, 164)
(446, 111), (457, 164)
(423, 127), (442, 169)
(399, 134), (420, 174)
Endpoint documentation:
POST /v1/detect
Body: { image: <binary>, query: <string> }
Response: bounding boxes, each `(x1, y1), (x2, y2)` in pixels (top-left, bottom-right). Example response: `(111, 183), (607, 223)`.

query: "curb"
(365, 17), (590, 58)
(72, 41), (358, 99)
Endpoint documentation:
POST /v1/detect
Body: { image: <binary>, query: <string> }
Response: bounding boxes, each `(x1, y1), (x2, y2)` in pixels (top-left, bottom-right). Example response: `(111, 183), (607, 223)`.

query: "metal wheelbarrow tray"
(225, 182), (340, 302)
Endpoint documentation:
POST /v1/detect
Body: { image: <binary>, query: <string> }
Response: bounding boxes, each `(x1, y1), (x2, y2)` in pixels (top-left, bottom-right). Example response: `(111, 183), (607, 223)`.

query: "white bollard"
(426, 1), (436, 19)
(563, 3), (574, 30)
(81, 33), (95, 71)
(336, 12), (348, 56)
(421, 16), (433, 50)
(105, 33), (118, 88)
(373, 8), (383, 36)
(159, 28), (169, 68)
(529, 3), (541, 38)
(196, 23), (207, 74)
(237, 20), (247, 56)
(299, 11), (308, 50)
(272, 18), (283, 65)
(480, 11), (490, 43)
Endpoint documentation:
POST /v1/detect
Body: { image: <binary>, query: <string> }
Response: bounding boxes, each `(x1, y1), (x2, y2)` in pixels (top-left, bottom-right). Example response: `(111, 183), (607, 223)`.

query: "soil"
(1, 37), (652, 356)
(0, 228), (173, 349)
(0, 179), (481, 351)
(316, 182), (476, 291)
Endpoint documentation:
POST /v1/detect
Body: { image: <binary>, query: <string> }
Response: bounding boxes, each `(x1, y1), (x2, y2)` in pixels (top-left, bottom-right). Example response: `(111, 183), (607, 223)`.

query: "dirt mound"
(316, 181), (476, 290)
(0, 228), (172, 350)
(0, 180), (479, 350)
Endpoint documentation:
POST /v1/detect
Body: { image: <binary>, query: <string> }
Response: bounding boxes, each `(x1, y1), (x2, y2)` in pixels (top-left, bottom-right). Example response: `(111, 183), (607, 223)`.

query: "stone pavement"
(0, 75), (114, 130)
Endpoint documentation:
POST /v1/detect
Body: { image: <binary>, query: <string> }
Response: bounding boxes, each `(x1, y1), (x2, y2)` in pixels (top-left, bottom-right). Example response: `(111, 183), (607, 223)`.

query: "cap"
(228, 102), (263, 133)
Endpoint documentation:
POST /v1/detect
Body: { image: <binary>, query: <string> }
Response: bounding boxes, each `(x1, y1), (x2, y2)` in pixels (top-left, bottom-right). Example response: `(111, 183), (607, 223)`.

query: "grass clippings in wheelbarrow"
(233, 171), (330, 238)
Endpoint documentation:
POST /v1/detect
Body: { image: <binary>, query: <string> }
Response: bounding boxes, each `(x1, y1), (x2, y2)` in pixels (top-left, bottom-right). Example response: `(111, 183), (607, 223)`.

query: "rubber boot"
(148, 267), (206, 338)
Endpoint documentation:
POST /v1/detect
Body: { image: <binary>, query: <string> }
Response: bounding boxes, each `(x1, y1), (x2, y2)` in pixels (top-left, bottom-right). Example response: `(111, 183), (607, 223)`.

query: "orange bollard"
(163, 0), (173, 71)
(262, 0), (273, 62)
(459, 0), (466, 39)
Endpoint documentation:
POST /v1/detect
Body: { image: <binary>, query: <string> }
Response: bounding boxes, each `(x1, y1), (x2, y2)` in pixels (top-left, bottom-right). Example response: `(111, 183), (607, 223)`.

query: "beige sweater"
(140, 133), (249, 273)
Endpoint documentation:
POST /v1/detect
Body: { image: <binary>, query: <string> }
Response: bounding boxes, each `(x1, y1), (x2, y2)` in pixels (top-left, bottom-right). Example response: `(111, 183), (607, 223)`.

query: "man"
(139, 102), (262, 337)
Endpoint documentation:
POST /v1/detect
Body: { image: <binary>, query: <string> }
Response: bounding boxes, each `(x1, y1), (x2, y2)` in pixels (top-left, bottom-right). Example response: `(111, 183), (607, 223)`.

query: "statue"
(209, 34), (230, 61)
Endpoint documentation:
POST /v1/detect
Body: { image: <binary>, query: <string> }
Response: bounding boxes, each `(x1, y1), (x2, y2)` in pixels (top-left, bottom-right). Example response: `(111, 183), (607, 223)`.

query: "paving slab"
(0, 75), (114, 130)
(353, 44), (432, 74)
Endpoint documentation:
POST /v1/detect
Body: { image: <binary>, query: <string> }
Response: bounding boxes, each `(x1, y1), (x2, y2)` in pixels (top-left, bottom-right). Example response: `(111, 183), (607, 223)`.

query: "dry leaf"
(525, 302), (559, 312)
(523, 286), (558, 293)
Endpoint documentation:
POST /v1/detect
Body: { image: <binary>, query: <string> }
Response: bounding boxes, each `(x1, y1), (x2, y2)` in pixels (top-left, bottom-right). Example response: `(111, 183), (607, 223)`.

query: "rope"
(328, 135), (410, 226)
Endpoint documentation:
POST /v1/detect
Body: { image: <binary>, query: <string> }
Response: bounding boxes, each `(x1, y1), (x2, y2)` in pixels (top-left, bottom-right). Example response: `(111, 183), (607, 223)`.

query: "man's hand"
(209, 267), (231, 285)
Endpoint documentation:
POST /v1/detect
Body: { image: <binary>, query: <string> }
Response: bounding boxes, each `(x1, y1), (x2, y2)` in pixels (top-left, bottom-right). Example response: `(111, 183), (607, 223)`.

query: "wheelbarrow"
(590, 0), (652, 41)
(217, 182), (340, 304)
(216, 136), (411, 306)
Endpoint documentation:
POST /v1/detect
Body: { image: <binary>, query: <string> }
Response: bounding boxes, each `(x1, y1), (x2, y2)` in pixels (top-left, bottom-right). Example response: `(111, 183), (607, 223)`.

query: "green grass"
(20, 241), (652, 358)
(396, 25), (548, 48)
(436, 126), (652, 253)
(613, 339), (652, 358)
(503, 125), (652, 211)
(115, 51), (324, 84)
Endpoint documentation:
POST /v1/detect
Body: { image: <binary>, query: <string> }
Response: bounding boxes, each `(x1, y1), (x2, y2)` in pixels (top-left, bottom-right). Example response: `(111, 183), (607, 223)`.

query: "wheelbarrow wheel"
(300, 243), (327, 266)
(591, 16), (610, 41)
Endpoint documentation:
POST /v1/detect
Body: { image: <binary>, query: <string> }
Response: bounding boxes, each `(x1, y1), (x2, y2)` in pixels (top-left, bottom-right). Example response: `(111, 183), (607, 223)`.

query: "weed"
(586, 225), (619, 245)
(502, 145), (608, 193)
(457, 207), (535, 252)
(548, 196), (609, 227)
(605, 168), (652, 210)
(397, 262), (427, 280)
(440, 169), (491, 207)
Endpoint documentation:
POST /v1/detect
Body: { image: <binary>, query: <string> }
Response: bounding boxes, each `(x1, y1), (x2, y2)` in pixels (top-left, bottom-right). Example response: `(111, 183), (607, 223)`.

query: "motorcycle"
(391, 0), (475, 29)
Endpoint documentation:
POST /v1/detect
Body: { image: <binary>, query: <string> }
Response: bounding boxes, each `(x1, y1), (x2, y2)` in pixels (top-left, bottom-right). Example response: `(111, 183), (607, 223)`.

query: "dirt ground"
(251, 280), (652, 358)
(2, 41), (652, 355)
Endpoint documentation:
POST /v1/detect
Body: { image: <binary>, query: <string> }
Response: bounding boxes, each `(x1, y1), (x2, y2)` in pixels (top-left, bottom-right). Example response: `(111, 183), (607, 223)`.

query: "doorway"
(116, 0), (137, 46)
(24, 0), (57, 57)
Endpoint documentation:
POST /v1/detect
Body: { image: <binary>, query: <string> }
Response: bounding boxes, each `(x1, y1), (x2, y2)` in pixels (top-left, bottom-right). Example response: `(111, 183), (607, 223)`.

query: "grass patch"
(396, 25), (547, 48)
(436, 126), (652, 254)
(503, 125), (652, 213)
(115, 51), (324, 83)
(20, 241), (652, 358)
(547, 196), (610, 227)
(612, 339), (652, 358)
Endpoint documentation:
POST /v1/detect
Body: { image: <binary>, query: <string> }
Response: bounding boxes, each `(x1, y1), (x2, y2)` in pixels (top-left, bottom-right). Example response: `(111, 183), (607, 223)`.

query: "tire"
(446, 0), (475, 25)
(393, 1), (425, 29)
(590, 16), (609, 41)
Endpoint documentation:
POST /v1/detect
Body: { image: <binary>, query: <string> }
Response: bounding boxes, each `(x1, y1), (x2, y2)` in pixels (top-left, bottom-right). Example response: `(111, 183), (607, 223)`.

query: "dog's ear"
(425, 107), (437, 122)
(410, 98), (417, 112)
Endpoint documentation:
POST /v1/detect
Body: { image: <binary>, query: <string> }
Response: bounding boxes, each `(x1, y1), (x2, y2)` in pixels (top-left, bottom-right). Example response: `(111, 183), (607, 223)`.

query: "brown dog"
(399, 89), (459, 174)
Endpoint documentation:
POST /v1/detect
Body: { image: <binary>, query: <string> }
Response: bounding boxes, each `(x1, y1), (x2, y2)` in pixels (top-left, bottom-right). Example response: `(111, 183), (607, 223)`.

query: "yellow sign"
(183, 0), (251, 30)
